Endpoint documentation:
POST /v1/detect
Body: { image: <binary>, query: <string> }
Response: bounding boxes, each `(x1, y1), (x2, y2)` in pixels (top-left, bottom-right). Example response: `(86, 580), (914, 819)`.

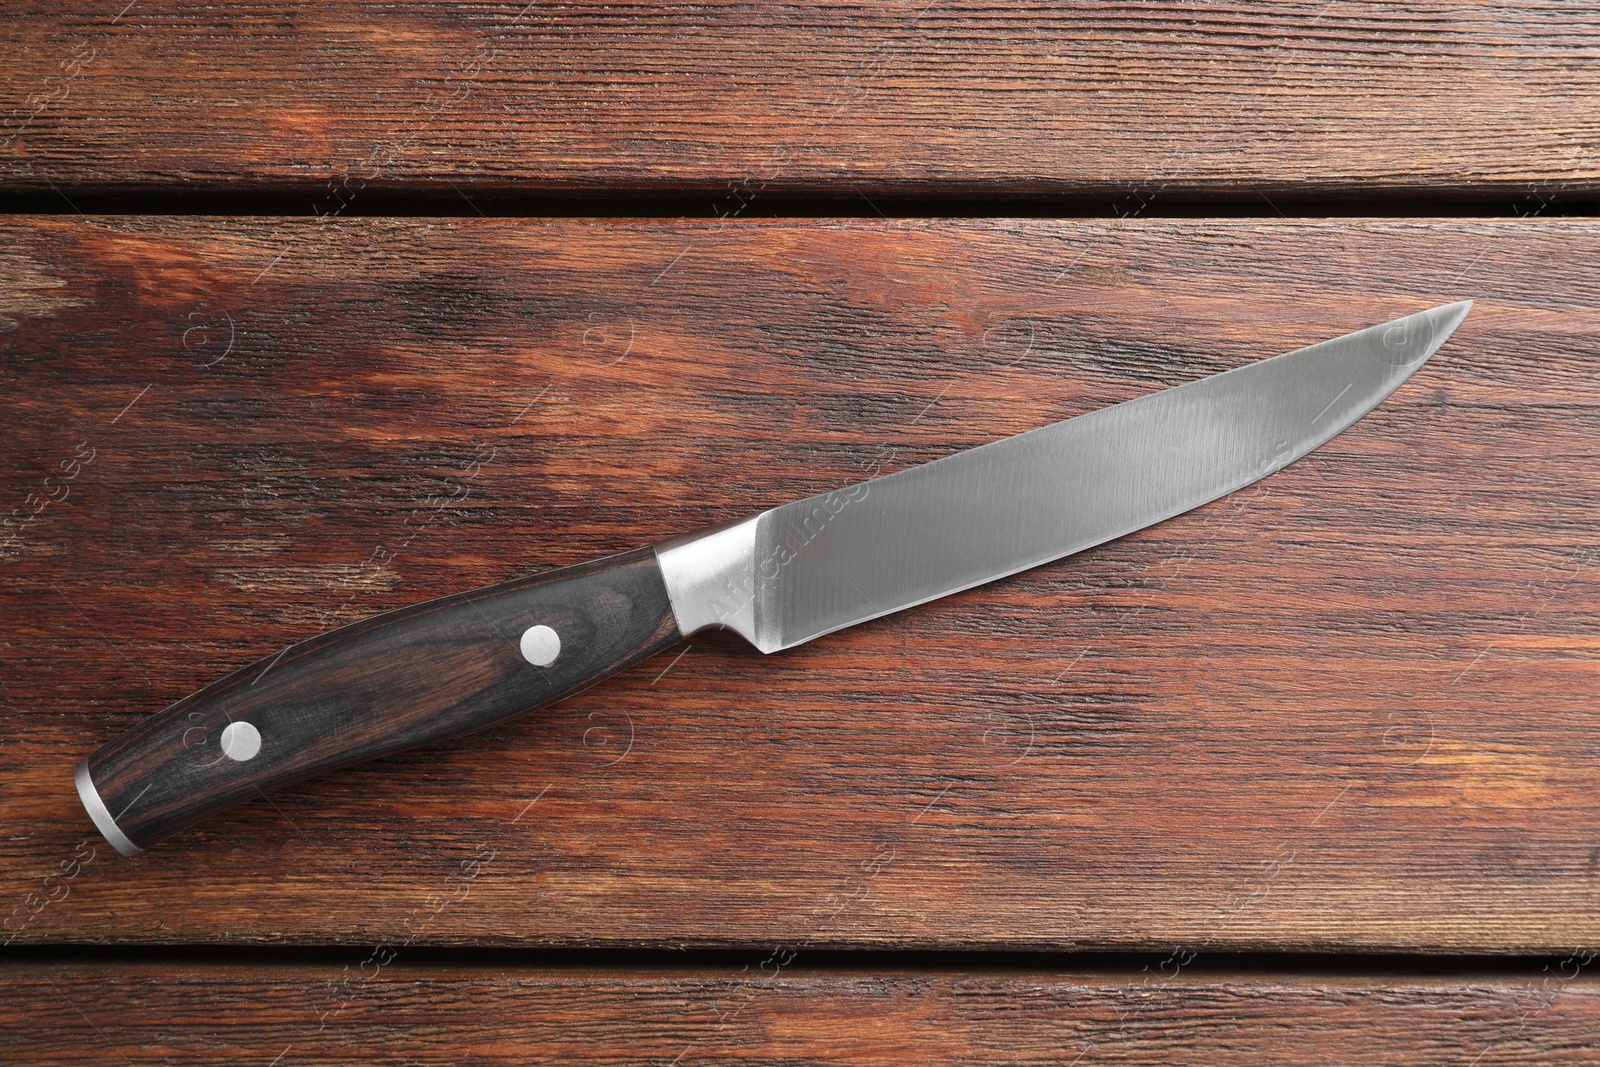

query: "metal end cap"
(74, 759), (144, 857)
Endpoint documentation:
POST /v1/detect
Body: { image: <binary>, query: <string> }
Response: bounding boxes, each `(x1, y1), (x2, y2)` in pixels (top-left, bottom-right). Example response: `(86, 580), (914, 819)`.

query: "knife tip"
(1436, 298), (1473, 326)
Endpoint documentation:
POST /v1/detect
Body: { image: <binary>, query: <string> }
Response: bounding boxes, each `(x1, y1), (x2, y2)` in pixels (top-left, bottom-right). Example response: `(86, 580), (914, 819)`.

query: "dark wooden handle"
(76, 546), (682, 854)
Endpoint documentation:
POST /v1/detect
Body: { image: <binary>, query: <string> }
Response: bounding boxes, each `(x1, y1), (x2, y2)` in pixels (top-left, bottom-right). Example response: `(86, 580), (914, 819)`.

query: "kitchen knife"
(76, 301), (1471, 855)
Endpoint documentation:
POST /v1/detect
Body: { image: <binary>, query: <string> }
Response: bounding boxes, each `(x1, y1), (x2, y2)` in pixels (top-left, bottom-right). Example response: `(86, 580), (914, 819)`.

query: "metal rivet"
(220, 721), (262, 762)
(520, 624), (561, 667)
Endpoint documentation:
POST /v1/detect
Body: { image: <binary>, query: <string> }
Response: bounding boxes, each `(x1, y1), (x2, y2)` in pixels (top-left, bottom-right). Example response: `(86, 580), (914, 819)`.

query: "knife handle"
(75, 546), (682, 855)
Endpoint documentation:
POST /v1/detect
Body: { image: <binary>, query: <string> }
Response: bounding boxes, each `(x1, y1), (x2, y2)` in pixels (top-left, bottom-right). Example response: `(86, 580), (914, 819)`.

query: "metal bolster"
(74, 758), (144, 858)
(654, 514), (774, 652)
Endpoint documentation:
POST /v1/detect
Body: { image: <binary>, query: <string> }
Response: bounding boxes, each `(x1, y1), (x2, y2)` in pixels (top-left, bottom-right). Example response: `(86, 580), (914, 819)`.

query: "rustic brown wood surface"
(6, 3), (1597, 1059)
(2, 215), (1596, 954)
(6, 960), (1600, 1065)
(3, 2), (1598, 201)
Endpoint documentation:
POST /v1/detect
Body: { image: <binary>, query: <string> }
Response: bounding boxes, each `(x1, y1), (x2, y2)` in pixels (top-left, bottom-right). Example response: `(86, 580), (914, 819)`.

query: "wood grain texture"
(84, 545), (680, 852)
(2, 1), (1598, 199)
(6, 961), (1600, 1065)
(1, 215), (1597, 952)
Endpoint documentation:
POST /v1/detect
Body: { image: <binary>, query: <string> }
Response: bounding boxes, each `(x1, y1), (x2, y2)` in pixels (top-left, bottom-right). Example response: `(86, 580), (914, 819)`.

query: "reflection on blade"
(750, 301), (1471, 652)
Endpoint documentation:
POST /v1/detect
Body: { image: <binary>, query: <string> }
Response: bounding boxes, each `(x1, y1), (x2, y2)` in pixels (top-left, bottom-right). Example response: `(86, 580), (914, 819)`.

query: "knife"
(75, 300), (1471, 855)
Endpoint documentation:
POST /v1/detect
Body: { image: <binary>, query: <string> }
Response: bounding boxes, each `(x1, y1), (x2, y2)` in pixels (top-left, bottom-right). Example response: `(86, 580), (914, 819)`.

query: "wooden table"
(4, 3), (1599, 1062)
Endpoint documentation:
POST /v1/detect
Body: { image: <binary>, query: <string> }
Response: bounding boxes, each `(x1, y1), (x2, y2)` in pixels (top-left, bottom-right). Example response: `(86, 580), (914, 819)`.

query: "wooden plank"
(2, 2), (1598, 199)
(5, 961), (1600, 1065)
(1, 216), (1597, 951)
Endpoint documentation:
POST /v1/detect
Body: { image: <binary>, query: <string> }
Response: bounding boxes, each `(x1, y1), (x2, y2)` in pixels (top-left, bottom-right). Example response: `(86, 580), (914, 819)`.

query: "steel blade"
(656, 301), (1470, 653)
(760, 301), (1470, 650)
